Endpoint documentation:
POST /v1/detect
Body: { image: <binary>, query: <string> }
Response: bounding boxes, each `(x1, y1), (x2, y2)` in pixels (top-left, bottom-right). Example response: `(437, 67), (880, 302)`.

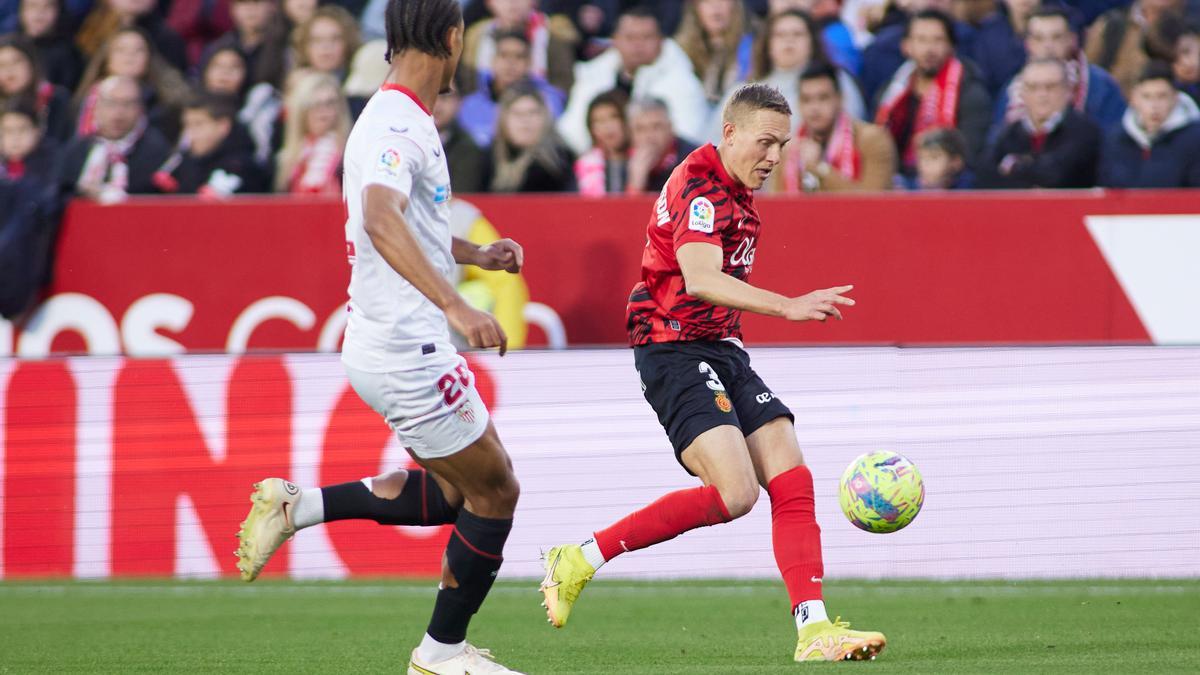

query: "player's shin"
(421, 509), (512, 661)
(315, 469), (458, 528)
(589, 484), (732, 569)
(767, 466), (828, 627)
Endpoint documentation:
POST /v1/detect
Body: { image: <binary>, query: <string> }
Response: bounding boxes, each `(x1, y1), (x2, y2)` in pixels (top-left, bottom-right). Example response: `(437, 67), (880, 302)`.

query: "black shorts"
(633, 340), (794, 473)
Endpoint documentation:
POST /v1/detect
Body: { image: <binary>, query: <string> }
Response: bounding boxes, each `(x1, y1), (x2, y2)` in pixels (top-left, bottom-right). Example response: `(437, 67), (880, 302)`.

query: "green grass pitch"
(2, 579), (1197, 673)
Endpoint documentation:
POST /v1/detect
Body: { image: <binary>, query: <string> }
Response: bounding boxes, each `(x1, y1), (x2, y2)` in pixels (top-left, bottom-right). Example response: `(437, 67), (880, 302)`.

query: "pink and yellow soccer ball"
(839, 451), (925, 533)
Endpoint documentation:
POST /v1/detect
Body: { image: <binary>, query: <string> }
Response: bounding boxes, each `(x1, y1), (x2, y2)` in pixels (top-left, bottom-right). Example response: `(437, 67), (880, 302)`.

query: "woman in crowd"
(273, 71), (349, 195)
(17, 0), (84, 91)
(490, 85), (575, 193)
(0, 35), (73, 141)
(574, 89), (631, 196)
(73, 0), (188, 73)
(197, 44), (279, 168)
(282, 0), (318, 33)
(290, 5), (360, 82)
(72, 27), (190, 140)
(675, 0), (755, 110)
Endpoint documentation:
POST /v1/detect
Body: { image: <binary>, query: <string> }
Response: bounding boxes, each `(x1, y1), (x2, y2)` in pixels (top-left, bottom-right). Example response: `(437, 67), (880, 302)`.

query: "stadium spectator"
(995, 6), (1126, 132)
(980, 58), (1100, 188)
(74, 0), (189, 73)
(0, 35), (72, 141)
(291, 5), (361, 82)
(775, 62), (896, 192)
(859, 0), (958, 106)
(0, 98), (59, 184)
(715, 8), (864, 142)
(60, 75), (172, 201)
(1085, 0), (1185, 98)
(199, 45), (250, 101)
(459, 30), (566, 147)
(433, 88), (491, 194)
(155, 93), (265, 196)
(72, 27), (190, 141)
(557, 7), (707, 154)
(17, 0), (84, 91)
(1100, 62), (1200, 187)
(343, 39), (390, 119)
(461, 0), (580, 93)
(543, 0), (622, 60)
(574, 89), (630, 195)
(165, 0), (234, 66)
(199, 45), (282, 169)
(282, 0), (318, 31)
(491, 85), (575, 192)
(954, 0), (1030, 98)
(900, 126), (976, 188)
(274, 71), (348, 194)
(768, 0), (863, 76)
(1161, 18), (1200, 104)
(626, 97), (697, 193)
(874, 8), (992, 174)
(675, 0), (755, 109)
(205, 0), (289, 90)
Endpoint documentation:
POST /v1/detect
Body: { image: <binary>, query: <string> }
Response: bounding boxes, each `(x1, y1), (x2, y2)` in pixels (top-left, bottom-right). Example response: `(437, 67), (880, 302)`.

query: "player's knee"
(469, 473), (520, 515)
(718, 481), (759, 520)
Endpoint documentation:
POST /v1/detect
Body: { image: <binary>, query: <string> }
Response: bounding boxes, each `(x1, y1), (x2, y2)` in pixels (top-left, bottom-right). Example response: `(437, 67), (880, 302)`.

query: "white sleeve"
(363, 134), (424, 196)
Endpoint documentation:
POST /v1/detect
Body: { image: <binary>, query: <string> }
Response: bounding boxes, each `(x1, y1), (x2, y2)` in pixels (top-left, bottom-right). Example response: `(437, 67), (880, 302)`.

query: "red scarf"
(783, 112), (860, 192)
(288, 134), (342, 194)
(77, 85), (100, 137)
(875, 57), (963, 165)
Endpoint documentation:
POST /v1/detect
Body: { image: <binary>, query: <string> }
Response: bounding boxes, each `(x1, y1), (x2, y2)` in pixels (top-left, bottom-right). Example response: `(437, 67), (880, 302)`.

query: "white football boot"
(407, 644), (525, 674)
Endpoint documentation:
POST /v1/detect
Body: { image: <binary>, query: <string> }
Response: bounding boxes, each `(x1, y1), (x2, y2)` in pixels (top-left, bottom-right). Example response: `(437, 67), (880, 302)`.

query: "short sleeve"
(363, 134), (424, 196)
(671, 181), (734, 250)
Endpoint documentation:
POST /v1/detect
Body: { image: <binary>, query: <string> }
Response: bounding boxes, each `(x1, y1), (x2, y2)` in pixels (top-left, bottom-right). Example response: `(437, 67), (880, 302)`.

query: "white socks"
(417, 633), (465, 664)
(795, 599), (829, 629)
(580, 537), (607, 570)
(290, 488), (324, 530)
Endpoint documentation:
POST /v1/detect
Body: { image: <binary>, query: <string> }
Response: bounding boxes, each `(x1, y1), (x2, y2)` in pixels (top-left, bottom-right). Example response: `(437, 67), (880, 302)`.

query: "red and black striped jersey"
(626, 144), (762, 346)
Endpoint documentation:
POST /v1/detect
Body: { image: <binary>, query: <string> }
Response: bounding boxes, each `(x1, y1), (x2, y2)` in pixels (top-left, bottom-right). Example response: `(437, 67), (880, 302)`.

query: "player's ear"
(721, 119), (736, 146)
(446, 20), (464, 57)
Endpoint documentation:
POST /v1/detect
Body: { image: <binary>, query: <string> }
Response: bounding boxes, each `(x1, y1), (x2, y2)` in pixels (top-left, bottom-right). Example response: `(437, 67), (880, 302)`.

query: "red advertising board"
(5, 190), (1199, 356)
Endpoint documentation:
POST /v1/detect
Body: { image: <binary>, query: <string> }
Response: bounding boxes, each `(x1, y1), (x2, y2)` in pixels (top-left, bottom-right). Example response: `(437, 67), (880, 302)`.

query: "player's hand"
(446, 300), (509, 355)
(475, 239), (524, 273)
(782, 285), (855, 322)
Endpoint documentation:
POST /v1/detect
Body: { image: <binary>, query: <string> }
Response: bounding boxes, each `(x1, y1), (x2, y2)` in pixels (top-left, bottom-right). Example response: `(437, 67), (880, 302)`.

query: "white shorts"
(343, 355), (490, 459)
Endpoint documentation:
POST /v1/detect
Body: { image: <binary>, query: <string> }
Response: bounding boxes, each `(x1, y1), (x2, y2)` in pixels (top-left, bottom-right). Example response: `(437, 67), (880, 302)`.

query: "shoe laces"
(832, 616), (852, 630)
(462, 645), (508, 672)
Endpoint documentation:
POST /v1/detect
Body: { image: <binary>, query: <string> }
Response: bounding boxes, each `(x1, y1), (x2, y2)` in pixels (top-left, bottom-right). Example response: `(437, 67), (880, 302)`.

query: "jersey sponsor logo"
(654, 187), (670, 226)
(756, 392), (775, 404)
(688, 197), (715, 233)
(433, 184), (451, 204)
(730, 235), (757, 266)
(378, 147), (403, 178)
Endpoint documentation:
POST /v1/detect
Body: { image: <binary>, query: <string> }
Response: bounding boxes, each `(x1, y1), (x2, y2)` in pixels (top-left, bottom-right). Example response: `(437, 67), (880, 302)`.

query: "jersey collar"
(701, 143), (747, 195)
(380, 83), (432, 116)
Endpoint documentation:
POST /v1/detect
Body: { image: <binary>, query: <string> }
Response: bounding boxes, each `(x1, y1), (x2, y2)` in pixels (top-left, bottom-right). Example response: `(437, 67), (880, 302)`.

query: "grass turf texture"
(1, 579), (1197, 673)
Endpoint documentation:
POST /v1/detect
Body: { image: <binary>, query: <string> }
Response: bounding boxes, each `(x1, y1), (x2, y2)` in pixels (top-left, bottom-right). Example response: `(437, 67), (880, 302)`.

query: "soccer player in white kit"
(235, 2), (525, 673)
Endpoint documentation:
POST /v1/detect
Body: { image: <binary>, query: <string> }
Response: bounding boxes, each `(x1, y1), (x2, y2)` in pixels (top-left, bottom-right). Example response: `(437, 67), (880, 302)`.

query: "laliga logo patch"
(378, 148), (402, 176)
(714, 391), (733, 413)
(688, 196), (715, 233)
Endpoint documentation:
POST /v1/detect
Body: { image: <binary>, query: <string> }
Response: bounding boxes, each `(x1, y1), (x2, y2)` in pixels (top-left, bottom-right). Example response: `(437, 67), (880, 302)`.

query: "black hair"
(384, 0), (463, 62)
(917, 127), (966, 160)
(493, 29), (531, 50)
(904, 9), (957, 47)
(0, 34), (44, 97)
(617, 5), (662, 34)
(799, 62), (841, 92)
(1, 95), (39, 124)
(183, 91), (238, 121)
(723, 82), (792, 121)
(1135, 60), (1177, 88)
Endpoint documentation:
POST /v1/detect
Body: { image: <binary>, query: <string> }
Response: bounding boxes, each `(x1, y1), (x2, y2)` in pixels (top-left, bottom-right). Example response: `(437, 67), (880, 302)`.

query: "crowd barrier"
(2, 347), (1197, 580)
(3, 190), (1199, 356)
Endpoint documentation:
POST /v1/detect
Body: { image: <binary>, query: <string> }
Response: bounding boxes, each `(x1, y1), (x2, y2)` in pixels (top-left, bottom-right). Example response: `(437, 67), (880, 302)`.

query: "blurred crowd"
(0, 0), (1198, 202)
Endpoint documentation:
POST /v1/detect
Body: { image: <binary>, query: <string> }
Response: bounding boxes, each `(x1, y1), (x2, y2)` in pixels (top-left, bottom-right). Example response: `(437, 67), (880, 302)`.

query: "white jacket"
(557, 38), (709, 154)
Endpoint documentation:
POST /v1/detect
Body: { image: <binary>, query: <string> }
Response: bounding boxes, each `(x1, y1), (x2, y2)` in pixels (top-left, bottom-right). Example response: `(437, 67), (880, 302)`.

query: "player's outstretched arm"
(362, 184), (509, 354)
(451, 237), (524, 273)
(677, 242), (855, 322)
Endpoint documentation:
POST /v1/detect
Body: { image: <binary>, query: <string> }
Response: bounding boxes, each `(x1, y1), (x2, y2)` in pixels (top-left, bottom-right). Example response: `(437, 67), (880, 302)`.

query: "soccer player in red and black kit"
(539, 83), (887, 663)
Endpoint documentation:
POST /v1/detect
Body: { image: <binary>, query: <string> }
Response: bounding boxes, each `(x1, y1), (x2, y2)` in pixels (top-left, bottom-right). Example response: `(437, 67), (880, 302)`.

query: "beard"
(918, 60), (945, 78)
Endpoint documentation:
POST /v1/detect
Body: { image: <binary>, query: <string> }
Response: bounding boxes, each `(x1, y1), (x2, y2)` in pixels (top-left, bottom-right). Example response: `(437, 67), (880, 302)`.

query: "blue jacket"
(958, 8), (1027, 99)
(993, 64), (1127, 132)
(1099, 96), (1200, 188)
(458, 74), (566, 149)
(822, 21), (862, 78)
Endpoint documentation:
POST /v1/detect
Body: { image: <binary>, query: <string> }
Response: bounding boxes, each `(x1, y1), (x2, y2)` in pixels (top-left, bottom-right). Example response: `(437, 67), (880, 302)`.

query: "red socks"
(767, 465), (825, 609)
(593, 485), (732, 561)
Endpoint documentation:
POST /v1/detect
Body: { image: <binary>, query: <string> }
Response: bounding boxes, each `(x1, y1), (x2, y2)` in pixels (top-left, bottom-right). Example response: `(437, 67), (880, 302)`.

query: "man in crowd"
(624, 97), (695, 193)
(995, 6), (1126, 131)
(557, 6), (707, 155)
(59, 75), (171, 201)
(981, 58), (1100, 188)
(1100, 61), (1200, 187)
(874, 9), (992, 175)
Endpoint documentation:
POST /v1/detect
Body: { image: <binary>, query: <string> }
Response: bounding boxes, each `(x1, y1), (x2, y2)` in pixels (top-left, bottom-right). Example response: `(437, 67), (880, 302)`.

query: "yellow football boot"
(795, 617), (887, 662)
(538, 544), (595, 628)
(235, 478), (301, 581)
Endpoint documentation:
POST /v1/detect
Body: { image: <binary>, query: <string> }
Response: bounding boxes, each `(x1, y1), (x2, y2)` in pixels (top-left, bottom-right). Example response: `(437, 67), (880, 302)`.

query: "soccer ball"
(838, 451), (924, 533)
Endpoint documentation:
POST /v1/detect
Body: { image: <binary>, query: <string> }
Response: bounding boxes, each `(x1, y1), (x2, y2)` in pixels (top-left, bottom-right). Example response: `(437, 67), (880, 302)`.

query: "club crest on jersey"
(456, 403), (476, 425)
(688, 197), (715, 233)
(714, 391), (733, 413)
(378, 148), (402, 177)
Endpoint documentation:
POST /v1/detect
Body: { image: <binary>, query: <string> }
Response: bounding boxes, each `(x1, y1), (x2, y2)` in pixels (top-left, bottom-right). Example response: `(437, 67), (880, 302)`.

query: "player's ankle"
(794, 599), (829, 629)
(417, 633), (465, 664)
(580, 537), (606, 570)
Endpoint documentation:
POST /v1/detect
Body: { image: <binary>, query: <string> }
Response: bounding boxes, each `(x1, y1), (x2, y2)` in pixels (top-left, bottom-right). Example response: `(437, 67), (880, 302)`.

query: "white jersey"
(341, 85), (456, 373)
